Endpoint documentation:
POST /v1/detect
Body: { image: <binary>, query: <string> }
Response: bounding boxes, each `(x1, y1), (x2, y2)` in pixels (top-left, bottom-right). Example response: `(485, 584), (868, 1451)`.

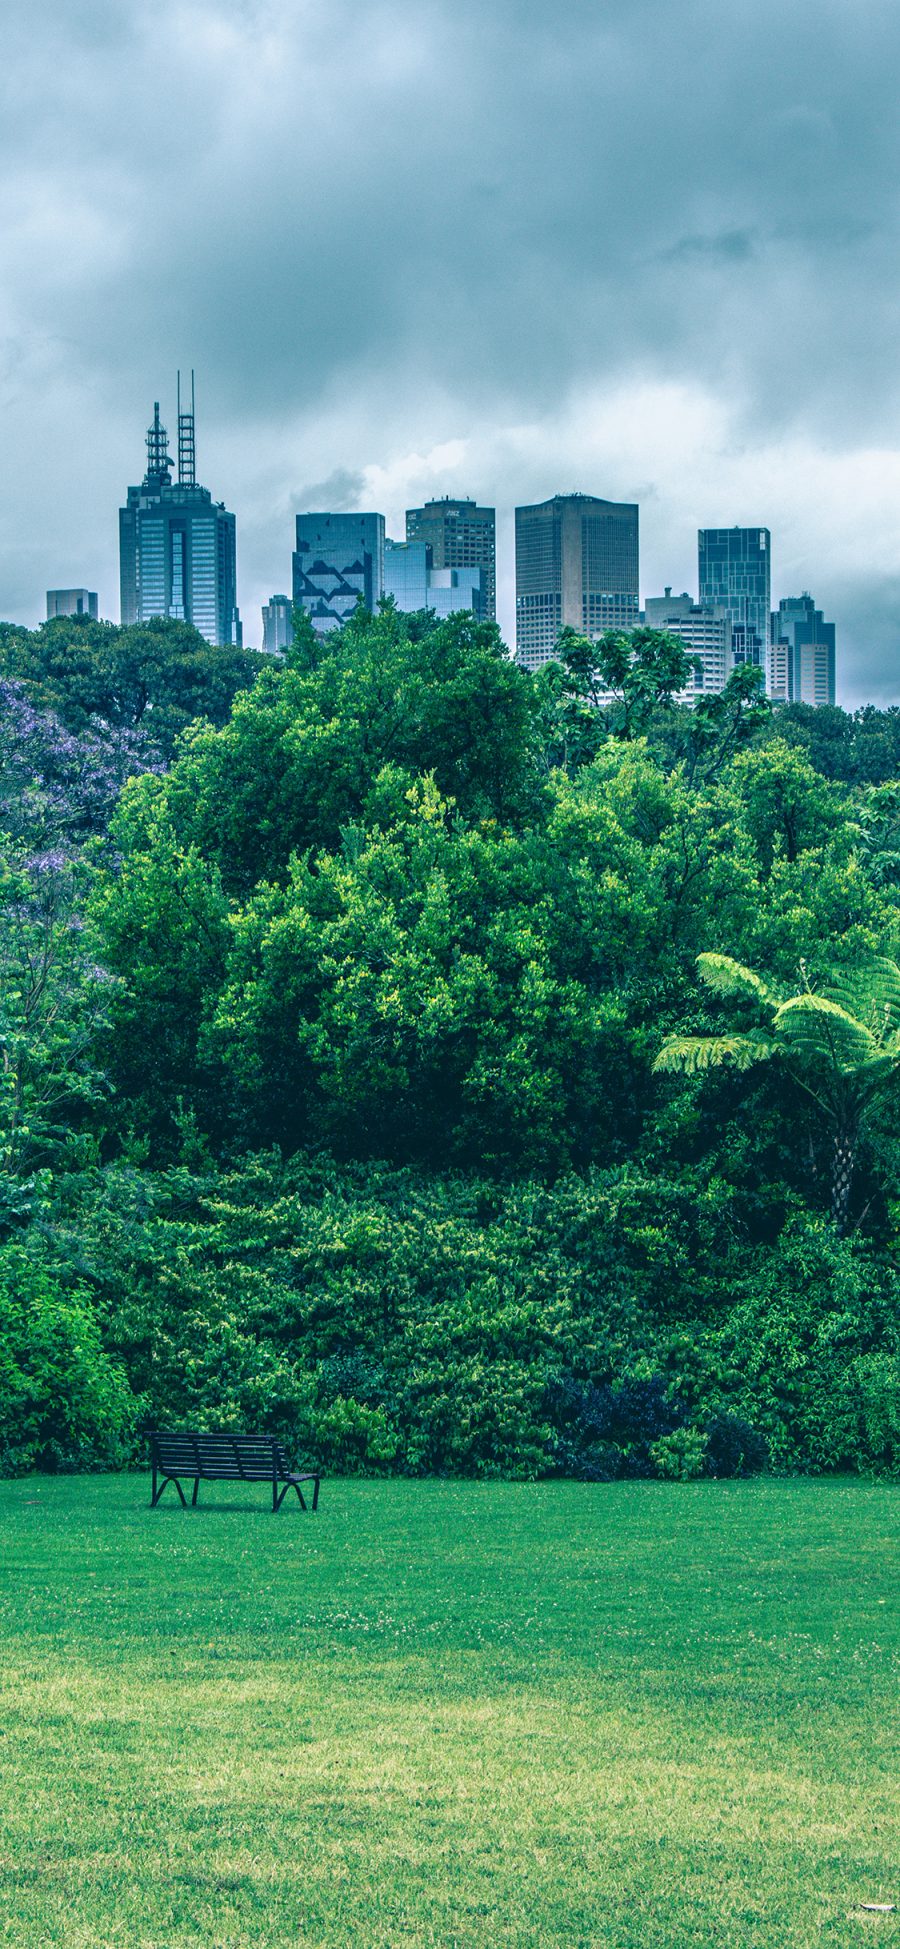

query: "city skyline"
(4, 1), (900, 706)
(56, 399), (841, 699)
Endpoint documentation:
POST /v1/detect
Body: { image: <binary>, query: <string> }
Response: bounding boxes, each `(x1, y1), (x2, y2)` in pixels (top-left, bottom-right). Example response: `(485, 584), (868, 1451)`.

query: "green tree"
(537, 625), (700, 767)
(0, 615), (264, 759)
(654, 951), (900, 1230)
(141, 604), (545, 895)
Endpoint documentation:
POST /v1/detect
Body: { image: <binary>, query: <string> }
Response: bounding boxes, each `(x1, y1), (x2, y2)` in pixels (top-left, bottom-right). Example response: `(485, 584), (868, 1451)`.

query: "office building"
(384, 540), (485, 620)
(292, 512), (385, 634)
(515, 493), (640, 669)
(405, 499), (496, 620)
(698, 527), (770, 672)
(119, 381), (241, 647)
(770, 594), (836, 706)
(46, 589), (98, 620)
(643, 590), (733, 700)
(262, 594), (294, 656)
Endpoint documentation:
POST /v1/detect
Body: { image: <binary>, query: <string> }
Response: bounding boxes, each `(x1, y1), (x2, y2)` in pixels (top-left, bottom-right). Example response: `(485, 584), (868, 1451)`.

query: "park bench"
(149, 1432), (321, 1512)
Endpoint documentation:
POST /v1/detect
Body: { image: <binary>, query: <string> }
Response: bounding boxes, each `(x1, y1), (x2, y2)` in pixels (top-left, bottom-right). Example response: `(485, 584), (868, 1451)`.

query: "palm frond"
(773, 993), (877, 1069)
(653, 1032), (777, 1076)
(695, 953), (780, 1010)
(825, 956), (900, 1043)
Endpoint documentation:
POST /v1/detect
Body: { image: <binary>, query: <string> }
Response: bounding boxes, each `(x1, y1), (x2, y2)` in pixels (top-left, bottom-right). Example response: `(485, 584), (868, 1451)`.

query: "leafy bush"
(0, 1243), (137, 1473)
(704, 1413), (769, 1479)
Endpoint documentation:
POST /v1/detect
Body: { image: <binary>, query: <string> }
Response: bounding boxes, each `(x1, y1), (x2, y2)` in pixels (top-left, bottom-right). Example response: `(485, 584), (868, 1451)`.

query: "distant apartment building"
(384, 540), (485, 620)
(46, 589), (98, 620)
(698, 527), (770, 672)
(119, 386), (241, 647)
(292, 512), (385, 633)
(262, 594), (294, 656)
(405, 499), (496, 620)
(770, 594), (836, 706)
(643, 590), (733, 700)
(514, 493), (640, 669)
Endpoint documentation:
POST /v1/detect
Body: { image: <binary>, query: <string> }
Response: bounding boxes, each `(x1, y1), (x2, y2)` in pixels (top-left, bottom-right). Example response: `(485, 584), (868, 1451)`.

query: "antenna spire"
(145, 401), (172, 486)
(177, 369), (196, 487)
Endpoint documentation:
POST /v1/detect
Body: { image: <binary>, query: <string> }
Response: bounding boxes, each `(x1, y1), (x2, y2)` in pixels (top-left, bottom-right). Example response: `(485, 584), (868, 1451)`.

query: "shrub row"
(3, 1156), (899, 1480)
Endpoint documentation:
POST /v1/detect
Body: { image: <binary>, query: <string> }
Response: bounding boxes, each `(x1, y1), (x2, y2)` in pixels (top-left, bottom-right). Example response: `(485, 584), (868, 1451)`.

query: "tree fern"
(655, 947), (900, 1232)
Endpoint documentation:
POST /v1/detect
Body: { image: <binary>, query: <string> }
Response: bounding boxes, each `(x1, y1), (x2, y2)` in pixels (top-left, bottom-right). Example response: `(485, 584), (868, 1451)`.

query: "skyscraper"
(262, 594), (294, 656)
(643, 590), (733, 699)
(698, 527), (770, 672)
(292, 512), (385, 634)
(383, 540), (485, 619)
(46, 589), (98, 620)
(514, 494), (639, 669)
(119, 380), (241, 647)
(405, 499), (496, 620)
(770, 594), (836, 706)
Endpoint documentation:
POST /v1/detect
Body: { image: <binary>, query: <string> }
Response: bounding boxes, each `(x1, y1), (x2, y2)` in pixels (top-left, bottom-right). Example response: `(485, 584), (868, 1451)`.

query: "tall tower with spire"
(119, 379), (241, 647)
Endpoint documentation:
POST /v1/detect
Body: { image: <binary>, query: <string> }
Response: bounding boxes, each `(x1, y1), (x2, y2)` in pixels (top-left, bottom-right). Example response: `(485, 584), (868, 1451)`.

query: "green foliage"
(656, 945), (900, 1228)
(0, 615), (263, 761)
(141, 604), (544, 897)
(6, 601), (900, 1479)
(0, 1240), (137, 1472)
(22, 1152), (898, 1479)
(0, 848), (114, 1178)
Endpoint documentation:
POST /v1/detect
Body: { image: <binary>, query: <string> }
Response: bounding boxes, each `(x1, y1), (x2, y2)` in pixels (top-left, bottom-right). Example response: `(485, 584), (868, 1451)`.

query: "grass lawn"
(0, 1477), (898, 1948)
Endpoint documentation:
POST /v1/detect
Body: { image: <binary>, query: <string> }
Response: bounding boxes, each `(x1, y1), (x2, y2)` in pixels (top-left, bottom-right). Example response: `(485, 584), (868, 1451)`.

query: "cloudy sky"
(2, 0), (899, 701)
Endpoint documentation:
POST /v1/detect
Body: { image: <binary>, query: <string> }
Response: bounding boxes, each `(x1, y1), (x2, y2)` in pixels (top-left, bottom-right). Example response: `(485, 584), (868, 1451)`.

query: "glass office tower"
(405, 499), (496, 621)
(262, 595), (294, 656)
(292, 512), (385, 633)
(47, 589), (98, 619)
(770, 594), (836, 706)
(384, 539), (485, 619)
(698, 527), (770, 672)
(515, 493), (639, 669)
(119, 389), (241, 647)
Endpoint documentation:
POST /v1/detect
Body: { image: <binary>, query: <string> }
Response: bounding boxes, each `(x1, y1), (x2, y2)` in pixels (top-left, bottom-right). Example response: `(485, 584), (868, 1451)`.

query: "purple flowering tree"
(0, 678), (162, 848)
(0, 683), (160, 1181)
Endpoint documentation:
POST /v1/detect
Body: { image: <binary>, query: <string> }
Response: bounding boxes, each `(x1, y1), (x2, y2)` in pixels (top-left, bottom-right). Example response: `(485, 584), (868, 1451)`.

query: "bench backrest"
(150, 1432), (285, 1481)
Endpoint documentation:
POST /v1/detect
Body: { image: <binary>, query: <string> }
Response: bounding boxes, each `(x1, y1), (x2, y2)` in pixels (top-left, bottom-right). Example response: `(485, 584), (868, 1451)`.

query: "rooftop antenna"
(145, 401), (172, 485)
(177, 369), (196, 487)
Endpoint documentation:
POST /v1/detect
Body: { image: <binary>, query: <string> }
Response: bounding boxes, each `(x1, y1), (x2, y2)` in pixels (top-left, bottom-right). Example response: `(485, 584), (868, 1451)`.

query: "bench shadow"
(148, 1500), (308, 1517)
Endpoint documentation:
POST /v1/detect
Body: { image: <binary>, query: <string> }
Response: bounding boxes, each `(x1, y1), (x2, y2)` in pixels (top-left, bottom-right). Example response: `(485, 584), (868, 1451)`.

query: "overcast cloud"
(2, 0), (899, 701)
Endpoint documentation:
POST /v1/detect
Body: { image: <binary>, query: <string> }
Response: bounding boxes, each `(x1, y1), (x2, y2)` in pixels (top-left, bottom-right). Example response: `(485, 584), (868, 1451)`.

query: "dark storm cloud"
(2, 0), (900, 693)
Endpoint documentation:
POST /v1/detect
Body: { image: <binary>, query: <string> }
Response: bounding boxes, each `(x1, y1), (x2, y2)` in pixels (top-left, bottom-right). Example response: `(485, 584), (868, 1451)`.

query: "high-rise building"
(119, 380), (241, 647)
(514, 493), (639, 670)
(698, 527), (770, 672)
(770, 594), (836, 706)
(383, 540), (485, 620)
(643, 590), (733, 700)
(292, 512), (385, 634)
(46, 589), (98, 620)
(262, 594), (294, 657)
(405, 499), (496, 620)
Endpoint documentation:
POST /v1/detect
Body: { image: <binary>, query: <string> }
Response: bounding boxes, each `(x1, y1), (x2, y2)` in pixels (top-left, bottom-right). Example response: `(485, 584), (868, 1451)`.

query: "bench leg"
(192, 1476), (200, 1507)
(151, 1474), (187, 1508)
(293, 1483), (307, 1511)
(312, 1477), (319, 1512)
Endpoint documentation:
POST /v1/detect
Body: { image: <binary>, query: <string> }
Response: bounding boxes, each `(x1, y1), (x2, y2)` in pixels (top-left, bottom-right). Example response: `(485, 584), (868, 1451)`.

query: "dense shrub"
(704, 1413), (770, 1479)
(18, 1155), (894, 1480)
(0, 1243), (137, 1473)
